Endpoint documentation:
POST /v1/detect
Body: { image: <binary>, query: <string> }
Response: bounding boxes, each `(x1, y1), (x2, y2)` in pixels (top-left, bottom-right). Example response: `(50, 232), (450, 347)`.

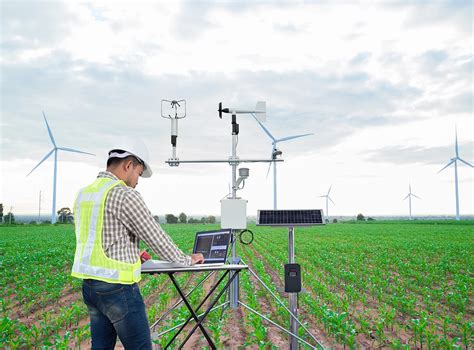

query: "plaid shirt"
(96, 171), (191, 266)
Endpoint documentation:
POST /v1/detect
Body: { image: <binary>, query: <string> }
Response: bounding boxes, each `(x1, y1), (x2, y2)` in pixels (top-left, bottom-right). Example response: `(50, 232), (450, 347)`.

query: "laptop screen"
(193, 229), (231, 263)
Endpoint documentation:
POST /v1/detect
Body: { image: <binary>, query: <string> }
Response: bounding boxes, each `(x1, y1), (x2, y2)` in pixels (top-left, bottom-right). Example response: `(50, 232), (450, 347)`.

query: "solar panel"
(257, 209), (324, 226)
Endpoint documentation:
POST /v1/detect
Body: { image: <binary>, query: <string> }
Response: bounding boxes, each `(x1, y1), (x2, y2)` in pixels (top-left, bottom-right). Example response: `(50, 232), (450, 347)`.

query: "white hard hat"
(108, 137), (153, 178)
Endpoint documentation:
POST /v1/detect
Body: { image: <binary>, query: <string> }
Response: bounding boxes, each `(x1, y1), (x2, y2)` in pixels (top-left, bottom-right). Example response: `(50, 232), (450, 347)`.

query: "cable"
(238, 229), (254, 245)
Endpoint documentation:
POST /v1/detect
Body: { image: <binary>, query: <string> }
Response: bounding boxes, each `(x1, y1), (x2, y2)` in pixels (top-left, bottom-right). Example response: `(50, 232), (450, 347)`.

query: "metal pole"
(288, 227), (298, 349)
(38, 191), (42, 223)
(242, 262), (322, 347)
(230, 114), (239, 309)
(273, 160), (277, 210)
(52, 150), (57, 224)
(150, 271), (215, 331)
(166, 158), (282, 164)
(326, 198), (329, 223)
(153, 302), (229, 338)
(238, 302), (318, 349)
(409, 195), (412, 220)
(454, 159), (460, 220)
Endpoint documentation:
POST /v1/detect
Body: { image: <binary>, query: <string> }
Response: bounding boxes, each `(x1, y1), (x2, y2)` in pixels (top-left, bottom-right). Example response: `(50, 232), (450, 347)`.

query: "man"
(71, 138), (204, 349)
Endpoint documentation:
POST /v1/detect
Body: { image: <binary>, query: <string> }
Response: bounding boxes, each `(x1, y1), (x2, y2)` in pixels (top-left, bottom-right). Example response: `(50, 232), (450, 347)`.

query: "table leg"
(178, 270), (240, 349)
(166, 272), (227, 349)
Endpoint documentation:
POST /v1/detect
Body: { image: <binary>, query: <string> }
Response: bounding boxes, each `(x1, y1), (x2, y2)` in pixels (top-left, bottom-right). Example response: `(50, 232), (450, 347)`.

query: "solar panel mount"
(257, 209), (324, 226)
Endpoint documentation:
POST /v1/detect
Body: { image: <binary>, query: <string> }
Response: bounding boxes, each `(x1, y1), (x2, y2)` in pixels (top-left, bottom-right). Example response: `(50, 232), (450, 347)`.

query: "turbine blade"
(251, 113), (275, 141)
(403, 194), (409, 200)
(457, 157), (473, 168)
(277, 133), (313, 143)
(27, 149), (54, 176)
(265, 162), (272, 179)
(42, 111), (57, 148)
(255, 101), (266, 122)
(329, 197), (335, 205)
(412, 194), (421, 199)
(438, 160), (455, 173)
(57, 147), (95, 156)
(327, 185), (332, 195)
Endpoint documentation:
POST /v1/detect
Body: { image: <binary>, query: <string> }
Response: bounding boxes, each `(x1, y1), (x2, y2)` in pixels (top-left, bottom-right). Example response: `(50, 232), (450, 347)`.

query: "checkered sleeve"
(119, 189), (192, 266)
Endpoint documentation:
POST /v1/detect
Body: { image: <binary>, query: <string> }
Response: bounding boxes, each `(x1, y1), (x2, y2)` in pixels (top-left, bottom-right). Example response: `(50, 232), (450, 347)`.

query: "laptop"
(141, 229), (232, 271)
(192, 229), (231, 266)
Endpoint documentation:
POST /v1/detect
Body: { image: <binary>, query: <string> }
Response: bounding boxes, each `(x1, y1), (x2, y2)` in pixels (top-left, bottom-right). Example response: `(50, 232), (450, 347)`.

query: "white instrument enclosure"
(220, 198), (248, 229)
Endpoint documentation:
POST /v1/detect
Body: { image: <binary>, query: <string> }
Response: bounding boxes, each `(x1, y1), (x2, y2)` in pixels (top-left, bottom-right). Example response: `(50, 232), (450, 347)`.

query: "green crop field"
(1, 222), (473, 349)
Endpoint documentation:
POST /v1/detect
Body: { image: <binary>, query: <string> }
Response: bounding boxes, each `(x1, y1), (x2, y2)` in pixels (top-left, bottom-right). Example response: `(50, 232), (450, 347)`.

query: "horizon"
(9, 212), (474, 222)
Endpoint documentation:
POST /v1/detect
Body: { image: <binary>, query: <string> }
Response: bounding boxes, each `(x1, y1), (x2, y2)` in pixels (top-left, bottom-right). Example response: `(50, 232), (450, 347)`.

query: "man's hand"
(191, 253), (205, 265)
(140, 251), (151, 263)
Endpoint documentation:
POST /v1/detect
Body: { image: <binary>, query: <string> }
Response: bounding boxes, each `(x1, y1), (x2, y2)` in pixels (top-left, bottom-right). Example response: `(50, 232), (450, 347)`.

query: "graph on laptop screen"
(193, 230), (231, 263)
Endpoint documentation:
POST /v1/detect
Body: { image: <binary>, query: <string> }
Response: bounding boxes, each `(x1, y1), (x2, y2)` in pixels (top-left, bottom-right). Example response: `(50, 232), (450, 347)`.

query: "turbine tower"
(403, 184), (420, 220)
(27, 112), (95, 223)
(438, 128), (473, 220)
(251, 113), (313, 209)
(319, 185), (335, 223)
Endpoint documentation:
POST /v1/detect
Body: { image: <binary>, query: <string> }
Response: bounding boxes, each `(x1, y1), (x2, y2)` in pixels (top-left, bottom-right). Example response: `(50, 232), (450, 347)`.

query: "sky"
(1, 0), (473, 219)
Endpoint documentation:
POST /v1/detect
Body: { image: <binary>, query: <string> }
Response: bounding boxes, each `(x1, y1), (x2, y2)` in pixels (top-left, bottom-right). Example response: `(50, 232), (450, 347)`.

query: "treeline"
(163, 212), (216, 224)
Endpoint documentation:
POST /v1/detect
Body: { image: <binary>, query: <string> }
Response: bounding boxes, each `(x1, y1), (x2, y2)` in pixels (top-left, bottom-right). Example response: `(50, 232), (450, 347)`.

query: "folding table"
(141, 263), (248, 349)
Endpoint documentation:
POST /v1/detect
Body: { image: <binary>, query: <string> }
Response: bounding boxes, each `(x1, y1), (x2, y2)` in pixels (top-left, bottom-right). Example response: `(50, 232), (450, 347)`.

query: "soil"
(220, 307), (248, 349)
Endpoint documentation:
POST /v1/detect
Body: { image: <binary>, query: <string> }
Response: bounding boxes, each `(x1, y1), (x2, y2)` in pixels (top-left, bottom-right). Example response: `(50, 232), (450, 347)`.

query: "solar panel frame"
(257, 209), (325, 226)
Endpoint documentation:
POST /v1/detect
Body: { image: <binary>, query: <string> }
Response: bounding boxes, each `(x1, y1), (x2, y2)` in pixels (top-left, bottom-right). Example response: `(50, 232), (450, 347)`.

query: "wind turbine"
(438, 128), (473, 221)
(27, 112), (95, 224)
(251, 113), (313, 209)
(403, 184), (420, 220)
(319, 185), (335, 223)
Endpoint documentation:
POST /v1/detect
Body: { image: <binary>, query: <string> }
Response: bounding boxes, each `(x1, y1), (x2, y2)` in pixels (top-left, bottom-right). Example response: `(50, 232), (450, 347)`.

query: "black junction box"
(284, 263), (301, 293)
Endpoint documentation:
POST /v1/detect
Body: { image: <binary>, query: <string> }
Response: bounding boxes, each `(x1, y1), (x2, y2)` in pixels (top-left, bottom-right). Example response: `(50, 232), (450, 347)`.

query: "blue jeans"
(82, 279), (152, 350)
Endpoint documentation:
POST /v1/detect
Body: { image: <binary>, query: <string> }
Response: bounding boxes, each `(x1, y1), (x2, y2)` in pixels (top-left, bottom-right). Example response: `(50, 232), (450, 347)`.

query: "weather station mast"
(161, 99), (279, 309)
(160, 100), (324, 350)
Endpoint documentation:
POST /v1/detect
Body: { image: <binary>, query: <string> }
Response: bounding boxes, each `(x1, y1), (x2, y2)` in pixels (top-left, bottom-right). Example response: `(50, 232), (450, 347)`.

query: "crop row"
(1, 222), (472, 349)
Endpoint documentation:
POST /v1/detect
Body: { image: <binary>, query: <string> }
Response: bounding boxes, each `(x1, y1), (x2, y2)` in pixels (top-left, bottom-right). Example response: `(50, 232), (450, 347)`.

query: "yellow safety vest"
(71, 177), (141, 284)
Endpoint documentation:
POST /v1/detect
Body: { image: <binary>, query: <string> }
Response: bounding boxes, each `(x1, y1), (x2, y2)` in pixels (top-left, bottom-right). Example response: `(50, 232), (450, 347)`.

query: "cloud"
(0, 1), (76, 48)
(172, 2), (216, 40)
(364, 142), (474, 166)
(274, 23), (301, 33)
(417, 90), (473, 116)
(3, 0), (465, 173)
(420, 50), (448, 67)
(1, 43), (427, 168)
(402, 1), (473, 34)
(350, 52), (371, 65)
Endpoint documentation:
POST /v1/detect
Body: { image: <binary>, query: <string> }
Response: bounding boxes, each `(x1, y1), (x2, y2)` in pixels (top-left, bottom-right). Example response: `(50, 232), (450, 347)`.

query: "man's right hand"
(191, 253), (205, 265)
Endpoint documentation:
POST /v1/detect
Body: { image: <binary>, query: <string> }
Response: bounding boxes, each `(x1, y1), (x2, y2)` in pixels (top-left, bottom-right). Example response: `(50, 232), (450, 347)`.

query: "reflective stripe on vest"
(71, 178), (141, 284)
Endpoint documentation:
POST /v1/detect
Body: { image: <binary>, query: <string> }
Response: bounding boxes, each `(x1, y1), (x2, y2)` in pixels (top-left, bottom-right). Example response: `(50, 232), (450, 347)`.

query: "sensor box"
(220, 199), (247, 229)
(284, 263), (301, 293)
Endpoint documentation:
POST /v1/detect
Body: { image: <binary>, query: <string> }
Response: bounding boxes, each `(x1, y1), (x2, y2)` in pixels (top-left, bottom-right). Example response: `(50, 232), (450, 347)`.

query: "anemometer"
(161, 99), (281, 230)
